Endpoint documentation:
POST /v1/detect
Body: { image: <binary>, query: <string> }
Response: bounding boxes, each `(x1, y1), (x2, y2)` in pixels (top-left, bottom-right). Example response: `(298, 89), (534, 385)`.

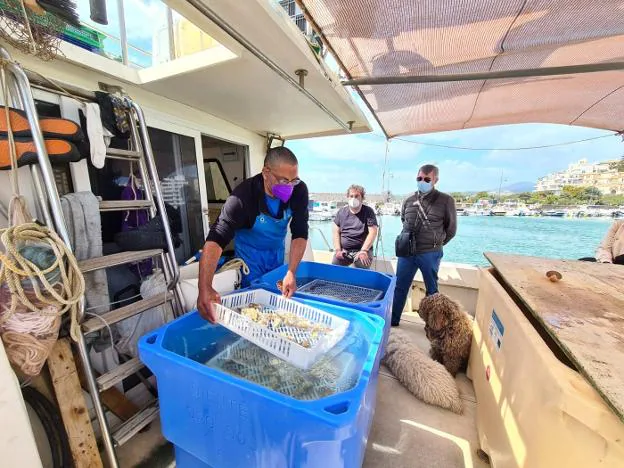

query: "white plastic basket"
(215, 289), (349, 370)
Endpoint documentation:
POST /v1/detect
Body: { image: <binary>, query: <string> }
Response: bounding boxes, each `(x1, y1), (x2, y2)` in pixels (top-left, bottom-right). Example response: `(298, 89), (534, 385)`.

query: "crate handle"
(323, 400), (350, 415)
(145, 333), (159, 345)
(363, 314), (379, 324)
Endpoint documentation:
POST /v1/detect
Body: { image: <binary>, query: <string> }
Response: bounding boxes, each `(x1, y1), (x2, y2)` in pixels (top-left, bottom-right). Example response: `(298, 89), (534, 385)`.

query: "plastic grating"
(297, 279), (383, 304)
(206, 339), (358, 401)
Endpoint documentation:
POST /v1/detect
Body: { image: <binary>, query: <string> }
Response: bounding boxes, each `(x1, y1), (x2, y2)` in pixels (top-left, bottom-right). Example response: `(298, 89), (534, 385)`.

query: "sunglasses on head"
(417, 176), (432, 183)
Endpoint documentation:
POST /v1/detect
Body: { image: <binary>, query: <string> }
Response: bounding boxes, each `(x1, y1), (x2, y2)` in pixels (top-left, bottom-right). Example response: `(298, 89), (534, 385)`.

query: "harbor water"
(309, 215), (614, 266)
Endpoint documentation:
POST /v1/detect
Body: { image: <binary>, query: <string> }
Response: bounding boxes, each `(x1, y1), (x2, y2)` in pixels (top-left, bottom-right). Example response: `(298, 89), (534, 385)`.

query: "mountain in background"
(496, 181), (535, 193)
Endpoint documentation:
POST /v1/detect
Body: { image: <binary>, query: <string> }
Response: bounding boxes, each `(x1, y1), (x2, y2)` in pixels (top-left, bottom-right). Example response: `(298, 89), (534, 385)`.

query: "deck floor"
(117, 312), (487, 468)
(364, 313), (488, 468)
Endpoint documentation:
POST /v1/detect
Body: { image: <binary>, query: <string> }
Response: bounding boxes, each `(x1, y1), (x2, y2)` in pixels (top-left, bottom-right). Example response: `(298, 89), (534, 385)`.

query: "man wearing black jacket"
(197, 147), (309, 323)
(391, 164), (457, 326)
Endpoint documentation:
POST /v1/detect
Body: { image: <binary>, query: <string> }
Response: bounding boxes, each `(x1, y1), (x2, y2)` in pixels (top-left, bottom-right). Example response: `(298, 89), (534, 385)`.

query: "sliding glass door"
(148, 127), (203, 263)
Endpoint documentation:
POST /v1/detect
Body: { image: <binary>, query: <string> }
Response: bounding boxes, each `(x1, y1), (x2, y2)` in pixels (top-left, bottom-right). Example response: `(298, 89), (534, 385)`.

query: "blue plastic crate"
(252, 262), (396, 355)
(174, 447), (212, 467)
(138, 294), (384, 468)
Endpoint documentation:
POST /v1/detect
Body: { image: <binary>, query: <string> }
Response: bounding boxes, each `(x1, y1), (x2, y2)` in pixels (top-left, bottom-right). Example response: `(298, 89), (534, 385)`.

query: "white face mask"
(348, 198), (361, 209)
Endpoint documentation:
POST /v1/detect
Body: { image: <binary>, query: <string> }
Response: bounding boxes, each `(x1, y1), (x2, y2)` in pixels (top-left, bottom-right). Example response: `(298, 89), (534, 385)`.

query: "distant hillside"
(498, 181), (535, 193)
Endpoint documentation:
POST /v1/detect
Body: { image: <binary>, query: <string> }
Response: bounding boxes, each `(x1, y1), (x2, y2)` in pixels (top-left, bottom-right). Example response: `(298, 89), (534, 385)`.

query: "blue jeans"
(391, 251), (443, 325)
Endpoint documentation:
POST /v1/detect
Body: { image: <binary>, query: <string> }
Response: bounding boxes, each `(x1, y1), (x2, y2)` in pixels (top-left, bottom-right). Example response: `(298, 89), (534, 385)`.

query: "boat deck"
(364, 313), (487, 468)
(118, 312), (486, 468)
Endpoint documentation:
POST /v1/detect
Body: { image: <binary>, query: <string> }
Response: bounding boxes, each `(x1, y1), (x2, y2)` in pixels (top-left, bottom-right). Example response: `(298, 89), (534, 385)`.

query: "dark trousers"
(391, 251), (443, 326)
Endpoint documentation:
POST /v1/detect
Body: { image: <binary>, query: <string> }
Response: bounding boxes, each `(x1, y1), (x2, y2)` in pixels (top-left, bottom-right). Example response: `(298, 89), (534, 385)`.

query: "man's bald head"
(264, 147), (298, 169)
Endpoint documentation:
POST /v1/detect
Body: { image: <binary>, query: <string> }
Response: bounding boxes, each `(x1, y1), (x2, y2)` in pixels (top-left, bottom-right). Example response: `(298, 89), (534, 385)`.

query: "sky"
(287, 106), (624, 195)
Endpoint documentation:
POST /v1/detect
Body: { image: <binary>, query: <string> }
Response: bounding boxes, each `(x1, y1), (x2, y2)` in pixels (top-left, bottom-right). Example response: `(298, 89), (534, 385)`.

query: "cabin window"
(204, 160), (231, 203)
(280, 0), (297, 16)
(74, 0), (224, 69)
(87, 126), (202, 263)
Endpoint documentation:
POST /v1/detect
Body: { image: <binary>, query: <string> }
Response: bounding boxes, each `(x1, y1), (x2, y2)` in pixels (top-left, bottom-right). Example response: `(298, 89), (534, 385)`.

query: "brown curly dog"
(418, 293), (473, 376)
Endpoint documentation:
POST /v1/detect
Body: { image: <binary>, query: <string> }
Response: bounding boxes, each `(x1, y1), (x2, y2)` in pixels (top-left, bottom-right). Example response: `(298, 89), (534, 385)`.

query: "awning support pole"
(342, 61), (624, 86)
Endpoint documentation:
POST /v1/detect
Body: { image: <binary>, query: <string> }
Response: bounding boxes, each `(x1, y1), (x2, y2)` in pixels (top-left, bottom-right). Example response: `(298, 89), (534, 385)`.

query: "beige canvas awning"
(298, 0), (624, 137)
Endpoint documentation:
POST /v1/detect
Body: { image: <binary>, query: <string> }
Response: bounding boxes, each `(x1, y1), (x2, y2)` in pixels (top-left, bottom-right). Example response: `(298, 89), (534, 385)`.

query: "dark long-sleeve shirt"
(206, 173), (309, 249)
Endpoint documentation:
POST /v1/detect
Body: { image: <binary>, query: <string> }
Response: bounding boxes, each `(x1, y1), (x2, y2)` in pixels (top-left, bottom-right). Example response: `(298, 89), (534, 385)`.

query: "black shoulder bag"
(394, 191), (440, 257)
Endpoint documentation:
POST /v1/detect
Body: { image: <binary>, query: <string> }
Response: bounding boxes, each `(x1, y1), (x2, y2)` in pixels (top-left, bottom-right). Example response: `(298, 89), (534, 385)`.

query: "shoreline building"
(536, 159), (624, 195)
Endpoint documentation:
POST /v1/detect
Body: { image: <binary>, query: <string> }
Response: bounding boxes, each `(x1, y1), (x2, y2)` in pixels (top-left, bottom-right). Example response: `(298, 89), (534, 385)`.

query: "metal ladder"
(0, 47), (182, 467)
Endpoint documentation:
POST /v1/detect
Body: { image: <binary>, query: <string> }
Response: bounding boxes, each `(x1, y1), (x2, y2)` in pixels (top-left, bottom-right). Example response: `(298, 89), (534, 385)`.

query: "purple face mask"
(272, 183), (294, 203)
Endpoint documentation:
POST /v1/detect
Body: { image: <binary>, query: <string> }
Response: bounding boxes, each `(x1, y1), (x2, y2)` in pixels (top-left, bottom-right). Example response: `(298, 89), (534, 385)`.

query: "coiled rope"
(0, 61), (84, 375)
(217, 257), (250, 276)
(0, 223), (85, 336)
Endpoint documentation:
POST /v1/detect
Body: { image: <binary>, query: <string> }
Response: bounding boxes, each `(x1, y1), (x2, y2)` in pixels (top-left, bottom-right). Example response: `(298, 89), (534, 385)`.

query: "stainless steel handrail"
(130, 102), (181, 290)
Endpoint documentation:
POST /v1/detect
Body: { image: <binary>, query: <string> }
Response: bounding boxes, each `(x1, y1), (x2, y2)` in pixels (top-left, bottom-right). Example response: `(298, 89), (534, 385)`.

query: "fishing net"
(0, 0), (65, 61)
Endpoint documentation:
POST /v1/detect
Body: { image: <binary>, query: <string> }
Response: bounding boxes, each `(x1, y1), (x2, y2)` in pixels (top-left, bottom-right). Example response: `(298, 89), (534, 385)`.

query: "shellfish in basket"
(235, 302), (332, 348)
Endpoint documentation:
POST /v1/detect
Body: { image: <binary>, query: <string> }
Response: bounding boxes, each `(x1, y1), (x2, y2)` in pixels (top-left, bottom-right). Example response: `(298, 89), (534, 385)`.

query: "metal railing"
(309, 226), (333, 251)
(80, 0), (177, 67)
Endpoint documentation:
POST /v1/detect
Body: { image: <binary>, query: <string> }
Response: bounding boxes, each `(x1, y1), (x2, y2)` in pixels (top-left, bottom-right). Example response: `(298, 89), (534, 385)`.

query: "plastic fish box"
(252, 261), (396, 354)
(138, 296), (385, 468)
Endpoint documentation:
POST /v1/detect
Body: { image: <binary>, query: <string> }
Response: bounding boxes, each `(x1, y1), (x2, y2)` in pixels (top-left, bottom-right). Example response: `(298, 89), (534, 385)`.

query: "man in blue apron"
(197, 147), (309, 322)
